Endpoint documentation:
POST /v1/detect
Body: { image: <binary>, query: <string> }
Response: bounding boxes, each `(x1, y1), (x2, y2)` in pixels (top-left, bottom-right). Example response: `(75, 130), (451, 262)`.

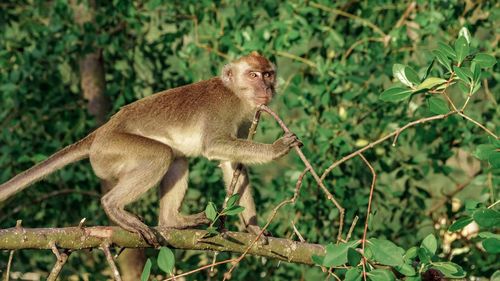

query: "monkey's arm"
(203, 134), (297, 165)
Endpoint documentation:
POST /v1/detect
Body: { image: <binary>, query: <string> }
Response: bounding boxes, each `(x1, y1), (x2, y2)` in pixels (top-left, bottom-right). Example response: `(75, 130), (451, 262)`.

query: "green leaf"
(205, 202), (218, 221)
(158, 247), (175, 275)
(226, 194), (240, 208)
(223, 205), (245, 216)
(478, 232), (500, 239)
(396, 263), (416, 276)
(345, 267), (363, 281)
(140, 258), (152, 281)
(482, 238), (500, 254)
(454, 36), (469, 65)
(449, 216), (473, 232)
(405, 67), (421, 85)
(405, 247), (418, 259)
(473, 144), (496, 160)
(423, 60), (435, 80)
(437, 42), (456, 59)
(457, 81), (469, 94)
(431, 262), (466, 278)
(380, 87), (413, 102)
(347, 248), (362, 266)
(415, 77), (447, 91)
(417, 247), (431, 264)
(323, 243), (349, 266)
(466, 200), (480, 211)
(367, 238), (405, 267)
(471, 82), (481, 95)
(393, 64), (413, 87)
(311, 254), (324, 265)
(471, 62), (481, 83)
(421, 234), (438, 255)
(491, 270), (500, 281)
(432, 50), (452, 71)
(427, 96), (449, 115)
(453, 66), (471, 83)
(367, 269), (396, 281)
(473, 208), (500, 228)
(206, 226), (219, 235)
(459, 27), (472, 44)
(473, 53), (496, 68)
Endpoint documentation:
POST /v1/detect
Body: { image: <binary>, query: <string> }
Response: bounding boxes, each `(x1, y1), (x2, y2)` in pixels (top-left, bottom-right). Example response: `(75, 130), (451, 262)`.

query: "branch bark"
(0, 226), (325, 265)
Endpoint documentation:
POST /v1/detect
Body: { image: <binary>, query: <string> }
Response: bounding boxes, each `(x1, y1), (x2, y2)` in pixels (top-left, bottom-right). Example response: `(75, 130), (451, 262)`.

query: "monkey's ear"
(221, 64), (233, 85)
(250, 51), (260, 56)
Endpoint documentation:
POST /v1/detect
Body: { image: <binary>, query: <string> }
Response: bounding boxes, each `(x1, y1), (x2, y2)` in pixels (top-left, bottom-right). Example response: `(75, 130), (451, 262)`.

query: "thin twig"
(47, 246), (69, 281)
(222, 167), (310, 280)
(50, 241), (62, 261)
(291, 220), (305, 242)
(342, 37), (385, 61)
(358, 154), (377, 281)
(310, 2), (387, 37)
(488, 200), (500, 209)
(259, 105), (346, 242)
(102, 244), (122, 281)
(456, 111), (498, 139)
(321, 112), (455, 181)
(164, 259), (236, 281)
(225, 110), (262, 200)
(0, 189), (99, 223)
(328, 268), (342, 281)
(274, 51), (317, 68)
(395, 2), (417, 28)
(5, 250), (14, 281)
(345, 216), (359, 242)
(210, 252), (219, 272)
(426, 172), (479, 215)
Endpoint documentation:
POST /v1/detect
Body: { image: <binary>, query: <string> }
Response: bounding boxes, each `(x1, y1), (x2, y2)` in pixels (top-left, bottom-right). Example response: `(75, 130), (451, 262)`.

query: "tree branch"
(0, 226), (325, 265)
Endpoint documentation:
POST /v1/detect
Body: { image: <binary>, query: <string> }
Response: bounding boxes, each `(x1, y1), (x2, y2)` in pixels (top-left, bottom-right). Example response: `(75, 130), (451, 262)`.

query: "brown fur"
(0, 53), (299, 245)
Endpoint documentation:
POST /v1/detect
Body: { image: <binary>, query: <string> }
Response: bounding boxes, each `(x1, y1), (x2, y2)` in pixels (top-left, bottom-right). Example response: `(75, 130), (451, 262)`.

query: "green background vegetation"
(0, 1), (498, 280)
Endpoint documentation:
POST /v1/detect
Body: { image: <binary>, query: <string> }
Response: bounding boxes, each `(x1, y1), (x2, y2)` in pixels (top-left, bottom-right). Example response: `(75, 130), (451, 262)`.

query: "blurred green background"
(0, 0), (498, 280)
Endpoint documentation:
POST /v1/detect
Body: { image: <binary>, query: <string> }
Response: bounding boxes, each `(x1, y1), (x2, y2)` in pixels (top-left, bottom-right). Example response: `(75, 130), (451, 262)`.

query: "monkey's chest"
(141, 127), (203, 157)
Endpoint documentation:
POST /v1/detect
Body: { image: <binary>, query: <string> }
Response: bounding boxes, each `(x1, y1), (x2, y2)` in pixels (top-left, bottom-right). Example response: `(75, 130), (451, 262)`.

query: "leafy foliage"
(0, 1), (498, 280)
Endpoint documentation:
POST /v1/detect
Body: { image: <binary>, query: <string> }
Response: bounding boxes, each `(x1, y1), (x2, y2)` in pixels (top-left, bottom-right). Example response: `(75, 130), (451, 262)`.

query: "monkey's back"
(93, 77), (249, 157)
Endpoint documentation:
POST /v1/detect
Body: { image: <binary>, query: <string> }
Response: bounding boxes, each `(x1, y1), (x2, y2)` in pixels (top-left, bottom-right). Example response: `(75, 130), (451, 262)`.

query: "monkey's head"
(221, 52), (277, 108)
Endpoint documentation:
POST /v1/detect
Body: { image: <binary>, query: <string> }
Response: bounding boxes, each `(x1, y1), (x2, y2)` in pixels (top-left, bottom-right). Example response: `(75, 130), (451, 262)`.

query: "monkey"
(0, 52), (300, 245)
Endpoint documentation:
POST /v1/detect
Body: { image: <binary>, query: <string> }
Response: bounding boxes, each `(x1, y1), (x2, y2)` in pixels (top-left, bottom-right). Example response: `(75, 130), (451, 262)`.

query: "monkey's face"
(221, 53), (277, 108)
(240, 66), (276, 105)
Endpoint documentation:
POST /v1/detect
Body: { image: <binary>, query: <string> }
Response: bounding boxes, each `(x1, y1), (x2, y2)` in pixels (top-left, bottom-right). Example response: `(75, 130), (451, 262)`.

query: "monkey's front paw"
(273, 132), (302, 158)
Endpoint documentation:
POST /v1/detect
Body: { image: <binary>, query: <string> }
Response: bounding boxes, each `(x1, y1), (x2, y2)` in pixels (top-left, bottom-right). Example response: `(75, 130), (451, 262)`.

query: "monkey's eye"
(263, 72), (271, 78)
(249, 72), (257, 78)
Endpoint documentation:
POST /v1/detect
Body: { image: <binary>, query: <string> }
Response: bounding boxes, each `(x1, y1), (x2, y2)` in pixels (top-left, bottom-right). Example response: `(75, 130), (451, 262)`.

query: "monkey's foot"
(159, 212), (210, 229)
(135, 226), (160, 248)
(118, 222), (159, 247)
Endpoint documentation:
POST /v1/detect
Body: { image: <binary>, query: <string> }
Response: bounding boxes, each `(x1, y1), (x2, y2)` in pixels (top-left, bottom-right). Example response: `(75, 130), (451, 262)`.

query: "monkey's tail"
(0, 133), (95, 201)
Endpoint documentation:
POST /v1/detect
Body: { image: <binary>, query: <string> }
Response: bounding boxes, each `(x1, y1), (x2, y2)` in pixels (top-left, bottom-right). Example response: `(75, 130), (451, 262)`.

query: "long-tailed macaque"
(0, 52), (300, 245)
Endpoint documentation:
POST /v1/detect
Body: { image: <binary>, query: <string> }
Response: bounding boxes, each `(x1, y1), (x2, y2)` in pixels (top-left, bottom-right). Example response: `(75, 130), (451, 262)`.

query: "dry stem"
(47, 246), (69, 281)
(358, 154), (377, 281)
(5, 250), (14, 281)
(102, 244), (122, 281)
(259, 105), (346, 242)
(222, 167), (309, 280)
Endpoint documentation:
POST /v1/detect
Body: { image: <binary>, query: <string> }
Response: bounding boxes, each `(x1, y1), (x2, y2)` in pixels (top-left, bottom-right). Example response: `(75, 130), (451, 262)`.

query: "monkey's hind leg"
(159, 157), (210, 228)
(92, 134), (173, 246)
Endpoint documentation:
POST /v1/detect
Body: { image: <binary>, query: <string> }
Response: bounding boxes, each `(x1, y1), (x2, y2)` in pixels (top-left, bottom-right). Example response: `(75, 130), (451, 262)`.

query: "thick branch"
(0, 226), (324, 265)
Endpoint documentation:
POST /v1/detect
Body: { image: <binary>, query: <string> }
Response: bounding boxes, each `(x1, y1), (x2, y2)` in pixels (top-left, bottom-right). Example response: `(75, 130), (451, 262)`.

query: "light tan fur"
(0, 52), (300, 245)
